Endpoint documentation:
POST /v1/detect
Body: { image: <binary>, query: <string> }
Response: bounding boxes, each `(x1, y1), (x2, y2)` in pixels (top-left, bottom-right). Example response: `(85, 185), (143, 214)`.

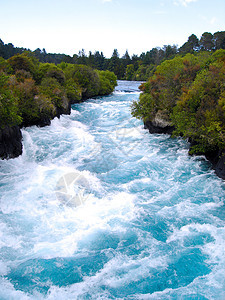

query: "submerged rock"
(0, 126), (23, 159)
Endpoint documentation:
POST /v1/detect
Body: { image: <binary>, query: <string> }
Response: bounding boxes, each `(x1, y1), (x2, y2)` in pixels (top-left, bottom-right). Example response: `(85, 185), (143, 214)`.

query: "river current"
(0, 81), (225, 299)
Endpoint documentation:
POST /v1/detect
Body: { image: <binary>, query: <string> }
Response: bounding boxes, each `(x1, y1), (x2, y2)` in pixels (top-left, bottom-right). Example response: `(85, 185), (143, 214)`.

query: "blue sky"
(0, 0), (224, 57)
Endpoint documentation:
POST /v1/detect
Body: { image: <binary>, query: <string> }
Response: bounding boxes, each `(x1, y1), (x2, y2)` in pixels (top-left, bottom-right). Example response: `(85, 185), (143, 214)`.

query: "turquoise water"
(0, 81), (225, 299)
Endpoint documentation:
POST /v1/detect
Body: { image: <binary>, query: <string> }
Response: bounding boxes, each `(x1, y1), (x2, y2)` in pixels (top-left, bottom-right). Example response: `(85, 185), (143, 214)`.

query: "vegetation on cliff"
(131, 50), (225, 157)
(0, 53), (117, 129)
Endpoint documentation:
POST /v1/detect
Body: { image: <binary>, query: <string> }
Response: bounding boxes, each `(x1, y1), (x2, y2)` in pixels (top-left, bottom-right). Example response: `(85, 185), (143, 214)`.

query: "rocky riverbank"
(0, 126), (22, 159)
(0, 53), (118, 160)
(144, 119), (225, 180)
(0, 97), (72, 160)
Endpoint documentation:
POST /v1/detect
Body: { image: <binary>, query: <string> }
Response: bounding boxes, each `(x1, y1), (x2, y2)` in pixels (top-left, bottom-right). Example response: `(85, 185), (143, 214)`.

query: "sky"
(0, 0), (225, 58)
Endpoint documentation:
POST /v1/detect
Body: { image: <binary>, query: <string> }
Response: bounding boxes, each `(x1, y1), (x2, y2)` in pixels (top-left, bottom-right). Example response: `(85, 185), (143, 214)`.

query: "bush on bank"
(0, 53), (117, 129)
(131, 50), (225, 156)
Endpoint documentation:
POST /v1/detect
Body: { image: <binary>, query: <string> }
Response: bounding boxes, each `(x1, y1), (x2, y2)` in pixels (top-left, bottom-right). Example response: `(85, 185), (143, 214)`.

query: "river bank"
(143, 119), (225, 180)
(0, 54), (117, 160)
(131, 51), (225, 180)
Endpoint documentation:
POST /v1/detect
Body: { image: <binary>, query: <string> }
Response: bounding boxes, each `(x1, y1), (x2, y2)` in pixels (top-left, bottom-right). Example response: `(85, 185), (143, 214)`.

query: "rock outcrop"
(144, 111), (225, 180)
(215, 154), (225, 179)
(144, 110), (174, 135)
(55, 96), (71, 118)
(214, 152), (225, 180)
(189, 140), (225, 180)
(205, 150), (225, 180)
(0, 126), (23, 159)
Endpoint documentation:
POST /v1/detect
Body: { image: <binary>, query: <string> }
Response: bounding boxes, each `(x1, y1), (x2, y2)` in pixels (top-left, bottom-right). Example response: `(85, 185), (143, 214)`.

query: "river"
(0, 81), (225, 299)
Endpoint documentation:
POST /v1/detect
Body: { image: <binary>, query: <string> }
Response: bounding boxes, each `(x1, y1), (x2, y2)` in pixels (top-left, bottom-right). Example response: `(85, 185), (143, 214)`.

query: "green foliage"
(65, 78), (82, 103)
(34, 94), (55, 119)
(200, 32), (214, 51)
(60, 64), (100, 98)
(131, 93), (156, 121)
(97, 70), (117, 95)
(0, 57), (13, 73)
(7, 53), (37, 76)
(60, 64), (116, 98)
(0, 72), (21, 129)
(38, 63), (65, 84)
(133, 65), (155, 81)
(180, 34), (200, 53)
(132, 50), (225, 155)
(0, 53), (117, 129)
(133, 54), (201, 119)
(9, 75), (41, 124)
(211, 49), (225, 62)
(1, 30), (225, 81)
(40, 77), (66, 109)
(126, 65), (135, 81)
(171, 59), (225, 153)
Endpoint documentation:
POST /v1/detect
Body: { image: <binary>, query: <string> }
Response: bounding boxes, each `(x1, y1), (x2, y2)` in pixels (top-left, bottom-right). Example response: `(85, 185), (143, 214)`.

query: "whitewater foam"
(0, 81), (225, 299)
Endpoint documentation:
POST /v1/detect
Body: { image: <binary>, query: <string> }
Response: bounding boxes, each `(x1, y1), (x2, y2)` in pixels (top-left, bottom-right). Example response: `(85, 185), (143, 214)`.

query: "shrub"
(0, 72), (21, 129)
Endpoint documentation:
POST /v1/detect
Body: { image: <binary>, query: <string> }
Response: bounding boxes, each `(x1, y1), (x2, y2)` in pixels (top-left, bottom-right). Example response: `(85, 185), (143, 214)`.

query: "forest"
(0, 54), (117, 130)
(1, 31), (225, 80)
(131, 49), (225, 160)
(0, 30), (225, 162)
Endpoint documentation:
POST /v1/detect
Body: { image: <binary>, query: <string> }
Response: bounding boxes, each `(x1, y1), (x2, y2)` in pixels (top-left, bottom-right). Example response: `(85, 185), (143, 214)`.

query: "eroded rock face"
(0, 97), (72, 159)
(215, 153), (225, 180)
(190, 141), (225, 180)
(152, 111), (173, 128)
(0, 126), (23, 159)
(144, 111), (175, 134)
(143, 111), (225, 180)
(55, 96), (71, 118)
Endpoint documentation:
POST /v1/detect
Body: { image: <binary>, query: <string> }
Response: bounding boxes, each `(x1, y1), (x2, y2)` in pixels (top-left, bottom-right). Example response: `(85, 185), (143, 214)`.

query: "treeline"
(131, 49), (225, 159)
(1, 31), (225, 80)
(0, 53), (117, 130)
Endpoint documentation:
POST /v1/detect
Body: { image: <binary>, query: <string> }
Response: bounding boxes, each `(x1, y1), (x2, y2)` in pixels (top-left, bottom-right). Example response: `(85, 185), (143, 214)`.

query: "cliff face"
(144, 114), (225, 180)
(144, 111), (175, 135)
(0, 97), (72, 160)
(55, 96), (71, 118)
(0, 126), (23, 159)
(215, 154), (225, 179)
(144, 120), (174, 135)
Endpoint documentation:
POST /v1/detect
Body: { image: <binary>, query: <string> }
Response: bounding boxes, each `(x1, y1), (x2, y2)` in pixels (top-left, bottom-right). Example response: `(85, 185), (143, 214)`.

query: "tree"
(126, 64), (135, 81)
(200, 32), (214, 51)
(163, 45), (178, 58)
(0, 73), (21, 128)
(77, 49), (88, 65)
(188, 34), (200, 51)
(37, 63), (65, 84)
(97, 70), (117, 95)
(213, 31), (225, 50)
(93, 51), (105, 70)
(122, 50), (131, 67)
(0, 39), (5, 58)
(87, 51), (94, 68)
(108, 49), (124, 78)
(179, 34), (199, 53)
(7, 53), (37, 76)
(131, 54), (140, 71)
(111, 49), (119, 59)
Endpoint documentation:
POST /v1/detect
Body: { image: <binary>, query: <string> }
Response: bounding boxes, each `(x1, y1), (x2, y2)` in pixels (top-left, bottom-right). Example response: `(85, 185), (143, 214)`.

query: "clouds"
(174, 0), (198, 6)
(101, 0), (112, 3)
